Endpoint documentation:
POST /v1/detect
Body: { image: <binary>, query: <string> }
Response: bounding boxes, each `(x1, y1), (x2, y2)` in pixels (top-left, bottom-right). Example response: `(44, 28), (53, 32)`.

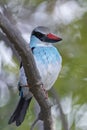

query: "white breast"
(35, 58), (62, 90)
(19, 46), (62, 91)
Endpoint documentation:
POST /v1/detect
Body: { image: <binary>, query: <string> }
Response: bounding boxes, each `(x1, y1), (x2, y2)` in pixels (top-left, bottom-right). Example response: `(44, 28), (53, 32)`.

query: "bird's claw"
(41, 85), (48, 99)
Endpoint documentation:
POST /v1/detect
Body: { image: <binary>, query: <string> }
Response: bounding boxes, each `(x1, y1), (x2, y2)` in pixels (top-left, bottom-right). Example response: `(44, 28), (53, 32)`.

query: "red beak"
(47, 33), (62, 42)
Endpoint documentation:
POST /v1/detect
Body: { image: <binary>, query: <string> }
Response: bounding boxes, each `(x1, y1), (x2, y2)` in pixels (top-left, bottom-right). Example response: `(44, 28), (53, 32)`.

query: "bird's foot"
(41, 85), (48, 99)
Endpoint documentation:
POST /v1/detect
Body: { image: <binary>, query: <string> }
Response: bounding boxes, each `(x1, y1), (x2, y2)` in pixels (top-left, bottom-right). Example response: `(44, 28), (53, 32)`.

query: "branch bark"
(0, 11), (53, 130)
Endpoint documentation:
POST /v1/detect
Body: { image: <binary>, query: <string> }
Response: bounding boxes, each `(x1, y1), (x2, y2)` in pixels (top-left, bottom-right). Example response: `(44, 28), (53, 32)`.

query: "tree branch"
(0, 11), (53, 130)
(50, 88), (69, 130)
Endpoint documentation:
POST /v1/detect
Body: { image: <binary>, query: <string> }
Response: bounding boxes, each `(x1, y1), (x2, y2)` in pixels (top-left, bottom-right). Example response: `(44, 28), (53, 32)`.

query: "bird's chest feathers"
(32, 46), (62, 90)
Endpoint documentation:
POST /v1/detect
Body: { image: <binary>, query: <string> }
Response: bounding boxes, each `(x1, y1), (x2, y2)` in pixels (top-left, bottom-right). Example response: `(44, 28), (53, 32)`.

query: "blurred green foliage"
(0, 0), (87, 130)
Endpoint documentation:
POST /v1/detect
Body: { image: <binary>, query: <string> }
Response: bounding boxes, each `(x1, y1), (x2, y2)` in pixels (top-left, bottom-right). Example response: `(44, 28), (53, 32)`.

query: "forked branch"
(0, 11), (53, 130)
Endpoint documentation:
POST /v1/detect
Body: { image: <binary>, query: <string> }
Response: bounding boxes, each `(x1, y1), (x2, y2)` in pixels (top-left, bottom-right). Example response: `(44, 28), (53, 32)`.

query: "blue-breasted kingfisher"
(8, 26), (62, 126)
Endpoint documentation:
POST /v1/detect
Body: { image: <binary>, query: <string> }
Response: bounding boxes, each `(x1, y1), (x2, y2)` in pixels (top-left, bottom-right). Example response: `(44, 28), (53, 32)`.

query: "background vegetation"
(0, 0), (87, 130)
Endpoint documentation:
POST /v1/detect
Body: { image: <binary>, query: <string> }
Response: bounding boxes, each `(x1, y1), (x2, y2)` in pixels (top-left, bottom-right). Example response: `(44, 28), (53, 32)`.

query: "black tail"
(8, 97), (32, 126)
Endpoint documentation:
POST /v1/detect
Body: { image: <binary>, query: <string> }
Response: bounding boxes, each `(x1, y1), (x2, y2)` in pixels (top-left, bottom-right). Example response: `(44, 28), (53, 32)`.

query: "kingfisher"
(8, 26), (62, 126)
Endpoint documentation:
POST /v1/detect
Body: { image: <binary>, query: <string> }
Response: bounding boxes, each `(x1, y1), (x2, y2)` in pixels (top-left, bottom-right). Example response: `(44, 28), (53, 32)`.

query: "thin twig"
(30, 117), (39, 130)
(50, 87), (69, 130)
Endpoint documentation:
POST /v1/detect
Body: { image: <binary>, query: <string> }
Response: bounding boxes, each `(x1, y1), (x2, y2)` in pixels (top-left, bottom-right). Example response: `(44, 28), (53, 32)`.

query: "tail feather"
(8, 97), (32, 126)
(8, 97), (25, 124)
(16, 98), (32, 126)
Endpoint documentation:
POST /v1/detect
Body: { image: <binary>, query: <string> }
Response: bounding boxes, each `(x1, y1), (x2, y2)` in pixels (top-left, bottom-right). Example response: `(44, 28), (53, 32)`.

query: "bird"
(8, 26), (62, 126)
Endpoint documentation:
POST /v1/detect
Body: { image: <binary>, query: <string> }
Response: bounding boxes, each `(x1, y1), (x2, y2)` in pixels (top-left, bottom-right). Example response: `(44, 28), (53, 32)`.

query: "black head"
(31, 26), (62, 43)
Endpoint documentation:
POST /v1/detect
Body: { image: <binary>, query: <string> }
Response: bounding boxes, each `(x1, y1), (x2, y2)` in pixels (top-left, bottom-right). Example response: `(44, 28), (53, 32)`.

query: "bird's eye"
(32, 31), (44, 39)
(36, 32), (44, 38)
